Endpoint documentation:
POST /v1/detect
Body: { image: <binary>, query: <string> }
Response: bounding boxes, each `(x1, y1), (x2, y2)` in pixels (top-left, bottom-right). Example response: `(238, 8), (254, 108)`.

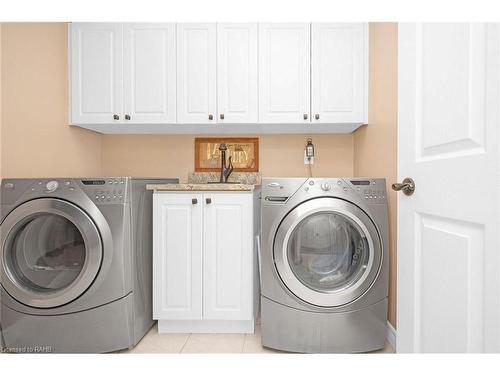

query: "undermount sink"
(206, 181), (241, 184)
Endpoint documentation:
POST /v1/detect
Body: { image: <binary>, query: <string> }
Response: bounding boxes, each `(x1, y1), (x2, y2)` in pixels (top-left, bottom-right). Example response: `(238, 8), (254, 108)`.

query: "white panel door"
(70, 23), (123, 124)
(176, 23), (217, 124)
(123, 23), (176, 124)
(397, 23), (500, 352)
(259, 23), (310, 124)
(217, 23), (258, 124)
(153, 193), (203, 320)
(203, 193), (253, 320)
(311, 23), (368, 124)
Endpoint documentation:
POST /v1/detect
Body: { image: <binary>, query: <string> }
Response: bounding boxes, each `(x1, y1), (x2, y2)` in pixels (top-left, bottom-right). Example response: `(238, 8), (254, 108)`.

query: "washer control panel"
(349, 179), (386, 204)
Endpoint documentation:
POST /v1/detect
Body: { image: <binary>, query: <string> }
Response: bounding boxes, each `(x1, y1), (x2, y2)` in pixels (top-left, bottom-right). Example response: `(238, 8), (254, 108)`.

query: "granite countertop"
(146, 183), (256, 192)
(147, 172), (261, 192)
(146, 172), (261, 191)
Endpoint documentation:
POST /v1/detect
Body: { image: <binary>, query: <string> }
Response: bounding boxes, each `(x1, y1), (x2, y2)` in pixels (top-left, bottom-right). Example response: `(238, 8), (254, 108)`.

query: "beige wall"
(101, 134), (354, 181)
(0, 22), (397, 327)
(0, 23), (102, 178)
(354, 23), (398, 327)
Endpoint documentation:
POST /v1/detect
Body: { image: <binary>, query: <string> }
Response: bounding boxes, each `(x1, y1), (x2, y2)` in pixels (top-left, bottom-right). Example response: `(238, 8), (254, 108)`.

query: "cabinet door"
(311, 23), (368, 123)
(203, 193), (253, 320)
(70, 23), (123, 124)
(259, 23), (310, 124)
(176, 23), (217, 124)
(123, 23), (176, 124)
(217, 23), (258, 124)
(153, 193), (203, 320)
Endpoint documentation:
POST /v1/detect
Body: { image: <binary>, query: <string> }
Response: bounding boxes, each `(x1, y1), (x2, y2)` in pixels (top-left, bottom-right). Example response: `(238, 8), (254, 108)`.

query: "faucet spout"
(218, 143), (234, 183)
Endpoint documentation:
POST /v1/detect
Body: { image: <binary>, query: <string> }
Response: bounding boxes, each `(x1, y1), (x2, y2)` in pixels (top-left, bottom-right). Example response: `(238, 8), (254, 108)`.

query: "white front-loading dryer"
(260, 177), (389, 353)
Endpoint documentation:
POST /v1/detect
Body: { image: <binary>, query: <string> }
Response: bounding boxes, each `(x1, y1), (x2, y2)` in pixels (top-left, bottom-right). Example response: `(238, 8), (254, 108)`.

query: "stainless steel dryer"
(0, 177), (178, 353)
(260, 177), (389, 353)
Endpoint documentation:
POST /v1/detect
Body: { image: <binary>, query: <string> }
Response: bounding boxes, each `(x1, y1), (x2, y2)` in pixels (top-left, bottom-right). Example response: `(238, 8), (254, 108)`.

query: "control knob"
(320, 182), (332, 191)
(46, 180), (59, 192)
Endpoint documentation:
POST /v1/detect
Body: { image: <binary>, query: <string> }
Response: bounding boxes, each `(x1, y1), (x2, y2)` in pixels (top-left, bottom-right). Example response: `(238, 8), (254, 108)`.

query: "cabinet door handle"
(315, 114), (320, 120)
(220, 113), (224, 120)
(192, 198), (198, 205)
(113, 114), (119, 120)
(208, 114), (214, 120)
(303, 113), (308, 120)
(125, 114), (131, 120)
(206, 198), (212, 204)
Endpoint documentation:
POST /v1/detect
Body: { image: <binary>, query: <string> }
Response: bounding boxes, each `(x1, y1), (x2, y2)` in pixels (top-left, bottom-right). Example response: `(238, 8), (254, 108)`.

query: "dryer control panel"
(81, 178), (126, 203)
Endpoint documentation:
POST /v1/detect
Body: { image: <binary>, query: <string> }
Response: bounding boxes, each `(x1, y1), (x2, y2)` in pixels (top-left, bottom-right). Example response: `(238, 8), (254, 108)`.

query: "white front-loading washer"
(260, 177), (389, 353)
(0, 177), (177, 353)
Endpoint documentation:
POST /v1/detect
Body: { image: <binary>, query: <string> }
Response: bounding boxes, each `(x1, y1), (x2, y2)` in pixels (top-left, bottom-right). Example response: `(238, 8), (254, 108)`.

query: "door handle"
(192, 198), (198, 205)
(392, 177), (415, 196)
(206, 198), (212, 204)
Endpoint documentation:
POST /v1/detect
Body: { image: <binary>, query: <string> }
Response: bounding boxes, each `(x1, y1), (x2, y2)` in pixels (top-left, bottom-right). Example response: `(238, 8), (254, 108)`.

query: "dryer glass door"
(1, 198), (102, 308)
(274, 197), (382, 307)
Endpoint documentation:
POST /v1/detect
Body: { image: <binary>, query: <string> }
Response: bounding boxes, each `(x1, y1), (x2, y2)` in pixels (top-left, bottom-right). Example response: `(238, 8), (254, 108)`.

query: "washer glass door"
(1, 198), (102, 308)
(288, 211), (369, 293)
(274, 197), (382, 307)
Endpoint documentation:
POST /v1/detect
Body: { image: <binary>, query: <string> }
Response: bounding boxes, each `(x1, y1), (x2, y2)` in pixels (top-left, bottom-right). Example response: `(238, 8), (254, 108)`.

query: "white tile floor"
(123, 323), (395, 354)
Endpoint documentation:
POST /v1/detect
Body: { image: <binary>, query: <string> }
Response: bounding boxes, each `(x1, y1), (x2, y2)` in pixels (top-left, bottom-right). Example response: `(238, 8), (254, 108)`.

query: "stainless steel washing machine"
(260, 177), (389, 353)
(0, 177), (178, 353)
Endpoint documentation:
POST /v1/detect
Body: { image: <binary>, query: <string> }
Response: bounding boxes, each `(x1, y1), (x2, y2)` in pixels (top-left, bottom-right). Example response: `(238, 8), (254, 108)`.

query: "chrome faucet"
(218, 143), (234, 183)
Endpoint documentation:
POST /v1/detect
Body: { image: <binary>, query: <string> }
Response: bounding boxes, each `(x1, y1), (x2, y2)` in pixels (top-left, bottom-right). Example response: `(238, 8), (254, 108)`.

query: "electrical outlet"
(304, 150), (314, 165)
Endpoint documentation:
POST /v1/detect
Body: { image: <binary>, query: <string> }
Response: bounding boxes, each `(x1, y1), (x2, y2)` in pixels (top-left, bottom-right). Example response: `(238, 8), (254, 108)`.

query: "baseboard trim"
(386, 321), (396, 351)
(157, 319), (255, 334)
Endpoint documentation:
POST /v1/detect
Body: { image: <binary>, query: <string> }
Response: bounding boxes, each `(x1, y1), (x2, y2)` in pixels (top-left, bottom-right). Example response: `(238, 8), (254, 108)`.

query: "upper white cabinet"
(70, 23), (176, 125)
(123, 24), (176, 124)
(311, 23), (368, 124)
(176, 23), (217, 124)
(258, 23), (311, 124)
(70, 23), (123, 124)
(217, 23), (258, 124)
(69, 22), (368, 133)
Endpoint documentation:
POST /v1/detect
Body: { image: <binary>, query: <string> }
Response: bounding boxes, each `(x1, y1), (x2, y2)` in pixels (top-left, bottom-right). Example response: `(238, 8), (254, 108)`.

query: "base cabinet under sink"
(152, 191), (260, 333)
